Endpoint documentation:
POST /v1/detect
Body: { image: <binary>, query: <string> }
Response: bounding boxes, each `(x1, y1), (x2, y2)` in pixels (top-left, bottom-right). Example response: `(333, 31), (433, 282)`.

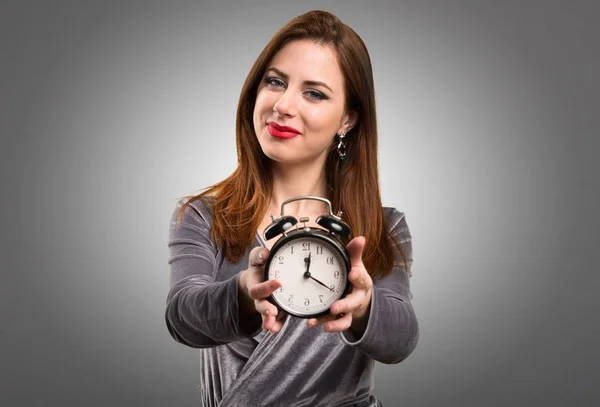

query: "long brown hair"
(178, 10), (407, 278)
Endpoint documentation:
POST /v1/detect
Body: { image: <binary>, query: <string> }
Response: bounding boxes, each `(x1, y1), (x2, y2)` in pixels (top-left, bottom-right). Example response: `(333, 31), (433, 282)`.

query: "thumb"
(249, 246), (269, 268)
(346, 236), (366, 268)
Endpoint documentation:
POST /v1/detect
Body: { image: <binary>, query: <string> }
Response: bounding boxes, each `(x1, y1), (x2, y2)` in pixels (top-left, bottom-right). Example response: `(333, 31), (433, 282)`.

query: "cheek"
(254, 88), (275, 115)
(254, 99), (271, 138)
(253, 97), (262, 120)
(304, 106), (342, 134)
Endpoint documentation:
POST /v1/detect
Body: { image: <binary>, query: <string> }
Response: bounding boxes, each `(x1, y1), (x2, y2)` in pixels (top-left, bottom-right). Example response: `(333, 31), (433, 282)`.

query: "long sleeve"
(339, 209), (419, 364)
(164, 199), (262, 348)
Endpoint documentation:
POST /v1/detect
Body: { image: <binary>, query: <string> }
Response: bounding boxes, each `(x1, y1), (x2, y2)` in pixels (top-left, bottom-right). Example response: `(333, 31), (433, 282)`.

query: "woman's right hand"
(239, 247), (286, 334)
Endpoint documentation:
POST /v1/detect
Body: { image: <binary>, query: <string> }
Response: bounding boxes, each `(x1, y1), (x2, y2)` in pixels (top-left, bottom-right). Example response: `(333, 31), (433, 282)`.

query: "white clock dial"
(267, 236), (348, 317)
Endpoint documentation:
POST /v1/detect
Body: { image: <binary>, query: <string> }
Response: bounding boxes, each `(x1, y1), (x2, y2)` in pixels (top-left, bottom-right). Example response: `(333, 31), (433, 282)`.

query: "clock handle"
(278, 196), (342, 220)
(264, 196), (351, 240)
(280, 196), (351, 238)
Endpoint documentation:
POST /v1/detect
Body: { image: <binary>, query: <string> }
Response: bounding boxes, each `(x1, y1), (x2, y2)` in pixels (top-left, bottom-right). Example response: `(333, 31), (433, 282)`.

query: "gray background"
(1, 0), (598, 406)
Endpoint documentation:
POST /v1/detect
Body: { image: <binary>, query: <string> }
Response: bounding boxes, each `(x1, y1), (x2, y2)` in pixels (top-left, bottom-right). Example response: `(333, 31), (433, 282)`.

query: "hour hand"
(302, 256), (333, 291)
(305, 252), (312, 272)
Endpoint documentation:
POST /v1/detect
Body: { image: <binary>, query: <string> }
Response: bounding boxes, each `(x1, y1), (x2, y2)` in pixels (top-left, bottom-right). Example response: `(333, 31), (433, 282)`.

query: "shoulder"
(170, 195), (217, 227)
(383, 206), (413, 276)
(382, 206), (411, 238)
(168, 195), (220, 254)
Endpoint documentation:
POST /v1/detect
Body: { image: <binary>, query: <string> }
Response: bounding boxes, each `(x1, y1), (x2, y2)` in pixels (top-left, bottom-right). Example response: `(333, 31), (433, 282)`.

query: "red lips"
(267, 122), (301, 139)
(268, 122), (301, 134)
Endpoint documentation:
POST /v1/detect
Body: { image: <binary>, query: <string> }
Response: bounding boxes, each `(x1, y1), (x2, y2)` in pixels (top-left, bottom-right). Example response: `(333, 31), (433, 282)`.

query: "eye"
(305, 89), (327, 101)
(265, 77), (285, 88)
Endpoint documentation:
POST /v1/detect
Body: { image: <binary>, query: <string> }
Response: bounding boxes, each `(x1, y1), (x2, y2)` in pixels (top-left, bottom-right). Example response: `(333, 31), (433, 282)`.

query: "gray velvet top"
(165, 197), (419, 407)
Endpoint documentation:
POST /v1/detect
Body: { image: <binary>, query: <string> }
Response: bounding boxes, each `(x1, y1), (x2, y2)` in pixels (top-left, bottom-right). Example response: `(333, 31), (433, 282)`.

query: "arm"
(339, 210), (419, 364)
(164, 199), (262, 348)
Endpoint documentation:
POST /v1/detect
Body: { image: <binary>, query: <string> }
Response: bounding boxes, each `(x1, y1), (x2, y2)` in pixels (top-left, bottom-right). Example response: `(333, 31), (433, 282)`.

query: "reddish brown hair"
(178, 10), (407, 278)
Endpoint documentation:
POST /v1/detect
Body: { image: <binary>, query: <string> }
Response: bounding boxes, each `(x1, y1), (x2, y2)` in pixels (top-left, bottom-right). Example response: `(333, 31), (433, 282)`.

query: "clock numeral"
(276, 286), (283, 293)
(326, 257), (334, 265)
(319, 295), (323, 303)
(329, 284), (335, 292)
(288, 295), (293, 304)
(316, 246), (323, 255)
(304, 298), (310, 306)
(302, 242), (310, 251)
(274, 270), (280, 278)
(334, 270), (340, 279)
(290, 246), (294, 254)
(278, 255), (284, 264)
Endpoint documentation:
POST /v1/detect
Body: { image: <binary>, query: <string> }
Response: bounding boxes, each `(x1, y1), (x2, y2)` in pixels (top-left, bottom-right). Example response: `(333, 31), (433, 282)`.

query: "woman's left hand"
(307, 236), (373, 334)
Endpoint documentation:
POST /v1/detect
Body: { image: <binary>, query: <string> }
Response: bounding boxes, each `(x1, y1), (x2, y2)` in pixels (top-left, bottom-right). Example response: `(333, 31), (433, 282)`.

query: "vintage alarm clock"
(263, 196), (352, 318)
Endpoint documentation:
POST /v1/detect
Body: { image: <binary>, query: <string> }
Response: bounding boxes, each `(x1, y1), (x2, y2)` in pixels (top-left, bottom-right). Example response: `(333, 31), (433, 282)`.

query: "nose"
(272, 89), (297, 117)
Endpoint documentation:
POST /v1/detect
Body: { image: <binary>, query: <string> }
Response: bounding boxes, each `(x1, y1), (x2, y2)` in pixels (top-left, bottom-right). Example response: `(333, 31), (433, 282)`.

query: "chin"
(258, 135), (291, 158)
(262, 149), (293, 164)
(266, 151), (325, 167)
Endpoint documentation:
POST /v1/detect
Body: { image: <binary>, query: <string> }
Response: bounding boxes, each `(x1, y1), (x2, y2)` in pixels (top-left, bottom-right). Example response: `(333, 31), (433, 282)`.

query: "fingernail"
(258, 251), (263, 261)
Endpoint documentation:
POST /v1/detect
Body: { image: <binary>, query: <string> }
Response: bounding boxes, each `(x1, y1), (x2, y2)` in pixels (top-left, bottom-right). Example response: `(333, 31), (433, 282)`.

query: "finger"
(268, 318), (285, 334)
(248, 278), (282, 300)
(255, 299), (279, 317)
(348, 266), (373, 290)
(346, 236), (366, 269)
(262, 314), (277, 331)
(330, 293), (364, 315)
(249, 246), (270, 268)
(306, 313), (337, 328)
(263, 312), (285, 333)
(323, 311), (353, 332)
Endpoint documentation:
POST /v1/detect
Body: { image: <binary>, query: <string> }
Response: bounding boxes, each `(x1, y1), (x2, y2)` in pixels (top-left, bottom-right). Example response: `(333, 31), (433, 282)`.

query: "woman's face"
(253, 39), (356, 167)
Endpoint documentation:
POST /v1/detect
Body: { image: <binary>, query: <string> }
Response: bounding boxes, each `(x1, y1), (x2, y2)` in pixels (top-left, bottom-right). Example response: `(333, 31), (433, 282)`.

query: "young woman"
(166, 10), (419, 406)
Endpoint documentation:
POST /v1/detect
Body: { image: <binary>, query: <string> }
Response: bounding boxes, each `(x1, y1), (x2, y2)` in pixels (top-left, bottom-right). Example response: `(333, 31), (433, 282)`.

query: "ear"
(338, 111), (358, 135)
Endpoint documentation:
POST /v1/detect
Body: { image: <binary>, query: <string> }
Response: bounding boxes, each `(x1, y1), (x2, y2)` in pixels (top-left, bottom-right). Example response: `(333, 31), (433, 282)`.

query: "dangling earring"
(336, 132), (347, 161)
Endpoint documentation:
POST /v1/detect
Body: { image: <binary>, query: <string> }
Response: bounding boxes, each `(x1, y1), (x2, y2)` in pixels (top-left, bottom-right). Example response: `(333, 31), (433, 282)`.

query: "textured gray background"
(1, 0), (599, 406)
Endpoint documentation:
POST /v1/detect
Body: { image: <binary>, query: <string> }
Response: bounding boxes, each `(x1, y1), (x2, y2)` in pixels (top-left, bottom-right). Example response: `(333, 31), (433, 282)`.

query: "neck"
(268, 160), (329, 217)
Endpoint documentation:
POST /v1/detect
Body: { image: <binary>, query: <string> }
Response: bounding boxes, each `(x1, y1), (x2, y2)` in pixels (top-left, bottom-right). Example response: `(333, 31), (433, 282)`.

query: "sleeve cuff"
(339, 285), (380, 347)
(231, 274), (263, 338)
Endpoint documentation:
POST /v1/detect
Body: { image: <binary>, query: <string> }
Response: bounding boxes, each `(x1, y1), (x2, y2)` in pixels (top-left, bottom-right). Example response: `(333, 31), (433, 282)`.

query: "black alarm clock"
(263, 196), (352, 318)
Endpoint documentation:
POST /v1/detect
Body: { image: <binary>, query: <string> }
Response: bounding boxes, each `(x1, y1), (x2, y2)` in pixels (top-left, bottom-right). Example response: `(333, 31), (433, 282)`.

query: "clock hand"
(311, 275), (332, 291)
(303, 253), (332, 291)
(304, 252), (313, 276)
(306, 273), (334, 292)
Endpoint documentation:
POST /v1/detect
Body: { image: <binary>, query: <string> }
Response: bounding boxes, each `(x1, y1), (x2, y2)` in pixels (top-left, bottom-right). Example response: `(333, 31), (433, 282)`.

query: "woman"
(166, 10), (418, 407)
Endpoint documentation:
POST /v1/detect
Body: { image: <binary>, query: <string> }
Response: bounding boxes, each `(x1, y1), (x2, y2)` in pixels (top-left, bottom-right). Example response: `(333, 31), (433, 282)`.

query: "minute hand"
(304, 253), (334, 291)
(308, 274), (333, 291)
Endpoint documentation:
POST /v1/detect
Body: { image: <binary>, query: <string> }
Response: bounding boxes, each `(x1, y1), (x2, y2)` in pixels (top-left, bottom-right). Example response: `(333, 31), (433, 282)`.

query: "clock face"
(266, 234), (349, 317)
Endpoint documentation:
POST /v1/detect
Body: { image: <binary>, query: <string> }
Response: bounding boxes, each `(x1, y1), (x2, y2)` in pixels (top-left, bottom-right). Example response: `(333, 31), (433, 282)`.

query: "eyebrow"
(265, 67), (334, 93)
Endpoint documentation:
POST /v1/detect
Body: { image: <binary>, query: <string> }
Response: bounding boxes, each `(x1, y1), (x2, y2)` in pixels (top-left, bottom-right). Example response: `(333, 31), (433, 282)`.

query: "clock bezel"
(263, 227), (351, 318)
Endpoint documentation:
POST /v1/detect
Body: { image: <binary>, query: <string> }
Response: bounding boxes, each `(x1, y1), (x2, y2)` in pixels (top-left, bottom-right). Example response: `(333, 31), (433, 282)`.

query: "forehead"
(268, 39), (344, 90)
